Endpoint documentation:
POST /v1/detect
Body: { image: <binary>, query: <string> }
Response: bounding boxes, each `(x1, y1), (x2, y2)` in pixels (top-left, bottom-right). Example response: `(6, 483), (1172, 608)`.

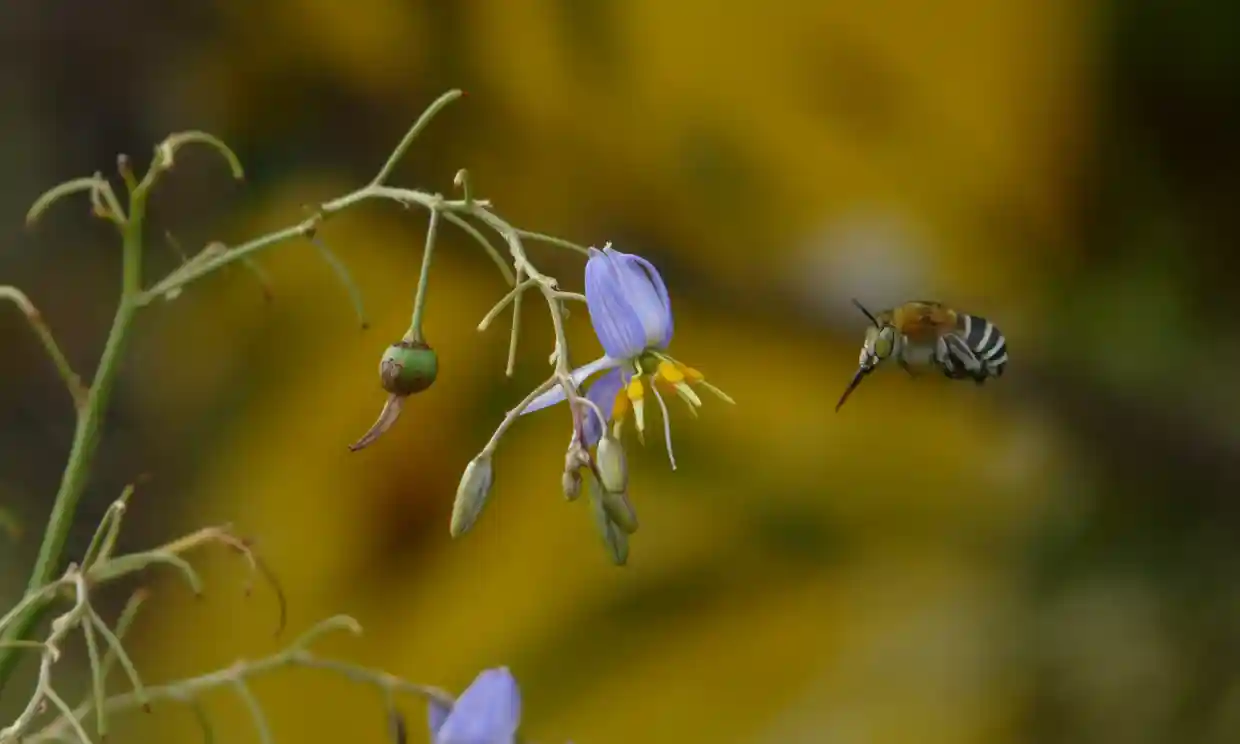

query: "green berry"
(380, 340), (438, 396)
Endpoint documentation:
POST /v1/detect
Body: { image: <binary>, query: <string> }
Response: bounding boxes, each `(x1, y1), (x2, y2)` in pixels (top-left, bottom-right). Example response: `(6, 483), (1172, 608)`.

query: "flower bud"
(592, 434), (637, 533)
(599, 488), (638, 534)
(380, 340), (438, 396)
(562, 438), (591, 502)
(450, 456), (494, 538)
(561, 469), (582, 501)
(595, 433), (628, 494)
(587, 477), (629, 566)
(565, 441), (592, 472)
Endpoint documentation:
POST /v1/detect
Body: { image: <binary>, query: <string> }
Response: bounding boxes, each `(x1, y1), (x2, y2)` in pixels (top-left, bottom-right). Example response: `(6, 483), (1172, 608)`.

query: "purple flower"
(583, 245), (674, 359)
(428, 667), (521, 744)
(519, 244), (732, 467)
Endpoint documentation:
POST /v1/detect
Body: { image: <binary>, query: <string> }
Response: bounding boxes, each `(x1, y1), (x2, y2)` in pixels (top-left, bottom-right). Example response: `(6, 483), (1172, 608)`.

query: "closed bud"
(587, 477), (629, 567)
(599, 488), (638, 534)
(595, 433), (628, 494)
(562, 469), (582, 501)
(450, 457), (494, 538)
(565, 441), (592, 472)
(562, 437), (591, 502)
(592, 434), (637, 533)
(380, 340), (438, 396)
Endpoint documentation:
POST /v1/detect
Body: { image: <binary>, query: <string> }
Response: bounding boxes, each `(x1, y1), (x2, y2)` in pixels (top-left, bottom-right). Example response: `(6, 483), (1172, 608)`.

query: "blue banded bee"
(835, 299), (1008, 412)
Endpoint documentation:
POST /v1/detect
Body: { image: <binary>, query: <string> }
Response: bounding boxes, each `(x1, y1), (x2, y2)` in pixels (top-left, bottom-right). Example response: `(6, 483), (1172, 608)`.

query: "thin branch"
(233, 680), (272, 744)
(25, 176), (110, 227)
(308, 237), (368, 330)
(0, 567), (93, 743)
(44, 686), (91, 744)
(0, 286), (87, 408)
(80, 484), (134, 571)
(506, 268), (525, 377)
(25, 615), (453, 744)
(514, 229), (591, 257)
(441, 212), (515, 286)
(185, 697), (216, 744)
(87, 524), (286, 635)
(86, 605), (149, 711)
(81, 609), (106, 740)
(371, 90), (464, 186)
(477, 277), (536, 332)
(72, 589), (149, 734)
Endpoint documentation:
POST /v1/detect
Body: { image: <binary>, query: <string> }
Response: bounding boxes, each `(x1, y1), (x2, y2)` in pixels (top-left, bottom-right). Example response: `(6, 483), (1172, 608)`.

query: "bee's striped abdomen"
(938, 313), (1008, 382)
(963, 314), (1007, 376)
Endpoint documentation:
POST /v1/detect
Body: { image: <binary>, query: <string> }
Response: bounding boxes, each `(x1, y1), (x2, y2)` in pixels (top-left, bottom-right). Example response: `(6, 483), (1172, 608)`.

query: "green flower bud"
(380, 340), (438, 396)
(450, 456), (494, 538)
(587, 477), (629, 567)
(595, 433), (628, 494)
(600, 488), (638, 534)
(594, 433), (638, 533)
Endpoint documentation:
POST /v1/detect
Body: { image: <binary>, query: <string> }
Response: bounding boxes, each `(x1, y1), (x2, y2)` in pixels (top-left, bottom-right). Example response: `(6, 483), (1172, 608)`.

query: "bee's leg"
(898, 359), (919, 378)
(942, 335), (983, 375)
(940, 360), (967, 380)
(933, 338), (957, 378)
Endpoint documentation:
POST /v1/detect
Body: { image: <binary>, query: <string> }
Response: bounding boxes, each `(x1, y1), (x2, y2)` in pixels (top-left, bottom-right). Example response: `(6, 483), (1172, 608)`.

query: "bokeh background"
(3, 1), (1239, 742)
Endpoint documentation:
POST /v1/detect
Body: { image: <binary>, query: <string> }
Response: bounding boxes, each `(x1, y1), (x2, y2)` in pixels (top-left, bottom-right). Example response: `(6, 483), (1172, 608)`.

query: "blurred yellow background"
(3, 1), (1239, 743)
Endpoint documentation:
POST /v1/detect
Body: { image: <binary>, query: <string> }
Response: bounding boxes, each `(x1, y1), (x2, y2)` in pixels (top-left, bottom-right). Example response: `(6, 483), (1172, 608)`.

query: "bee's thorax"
(897, 338), (938, 368)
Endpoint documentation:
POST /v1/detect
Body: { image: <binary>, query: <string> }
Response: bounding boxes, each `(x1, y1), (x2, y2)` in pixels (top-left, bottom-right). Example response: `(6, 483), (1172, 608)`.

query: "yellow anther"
(626, 376), (645, 402)
(626, 377), (646, 444)
(611, 387), (631, 422)
(656, 360), (685, 384)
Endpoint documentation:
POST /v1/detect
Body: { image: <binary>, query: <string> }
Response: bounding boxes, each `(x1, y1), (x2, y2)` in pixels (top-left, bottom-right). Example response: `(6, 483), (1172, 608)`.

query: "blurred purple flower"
(428, 667), (521, 744)
(519, 244), (732, 467)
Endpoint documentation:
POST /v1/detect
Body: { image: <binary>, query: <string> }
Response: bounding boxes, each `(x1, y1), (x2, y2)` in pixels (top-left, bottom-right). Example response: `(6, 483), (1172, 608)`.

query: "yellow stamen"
(673, 381), (701, 410)
(650, 359), (701, 410)
(677, 363), (704, 384)
(611, 387), (631, 423)
(656, 360), (685, 385)
(698, 380), (735, 404)
(626, 377), (646, 445)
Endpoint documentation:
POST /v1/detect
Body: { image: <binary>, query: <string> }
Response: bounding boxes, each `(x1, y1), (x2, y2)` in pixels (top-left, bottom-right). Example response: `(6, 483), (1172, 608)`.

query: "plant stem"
(406, 207), (440, 343)
(0, 184), (148, 694)
(371, 90), (463, 187)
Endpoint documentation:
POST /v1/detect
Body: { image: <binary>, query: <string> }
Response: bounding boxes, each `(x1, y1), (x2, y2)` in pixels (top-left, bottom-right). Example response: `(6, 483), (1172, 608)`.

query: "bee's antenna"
(851, 298), (880, 327)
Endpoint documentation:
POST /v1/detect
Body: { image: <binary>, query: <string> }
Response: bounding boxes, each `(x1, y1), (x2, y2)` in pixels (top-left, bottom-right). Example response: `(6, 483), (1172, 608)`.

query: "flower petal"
(517, 356), (620, 416)
(609, 248), (673, 350)
(581, 367), (626, 447)
(427, 700), (452, 739)
(435, 667), (521, 744)
(585, 246), (649, 359)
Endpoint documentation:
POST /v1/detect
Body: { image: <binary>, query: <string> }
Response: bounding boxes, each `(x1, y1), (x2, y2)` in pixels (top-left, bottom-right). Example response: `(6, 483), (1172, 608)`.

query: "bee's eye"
(873, 327), (895, 358)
